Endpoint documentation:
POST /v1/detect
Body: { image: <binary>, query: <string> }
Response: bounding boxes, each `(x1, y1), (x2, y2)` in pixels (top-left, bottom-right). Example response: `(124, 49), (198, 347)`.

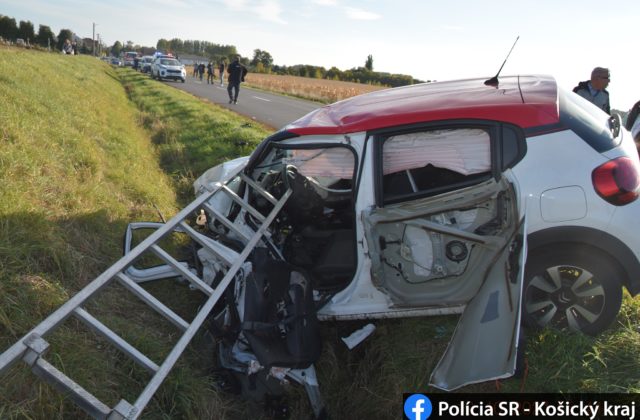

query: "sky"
(1, 0), (638, 111)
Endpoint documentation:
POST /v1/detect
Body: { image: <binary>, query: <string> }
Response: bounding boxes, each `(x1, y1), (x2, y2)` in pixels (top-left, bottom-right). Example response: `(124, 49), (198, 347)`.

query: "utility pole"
(92, 22), (97, 56)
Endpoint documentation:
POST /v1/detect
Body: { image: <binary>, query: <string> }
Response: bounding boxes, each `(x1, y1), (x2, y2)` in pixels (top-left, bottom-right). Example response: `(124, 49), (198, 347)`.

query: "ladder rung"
(240, 172), (278, 205)
(116, 273), (189, 332)
(131, 188), (292, 413)
(202, 202), (252, 241)
(73, 308), (160, 374)
(32, 357), (113, 419)
(179, 221), (236, 266)
(220, 185), (266, 223)
(0, 177), (235, 376)
(149, 245), (214, 296)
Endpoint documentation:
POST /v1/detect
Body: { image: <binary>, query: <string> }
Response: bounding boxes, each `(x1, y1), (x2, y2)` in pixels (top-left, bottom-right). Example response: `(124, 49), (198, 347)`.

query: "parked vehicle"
(150, 56), (186, 82)
(139, 55), (154, 73)
(123, 51), (138, 67)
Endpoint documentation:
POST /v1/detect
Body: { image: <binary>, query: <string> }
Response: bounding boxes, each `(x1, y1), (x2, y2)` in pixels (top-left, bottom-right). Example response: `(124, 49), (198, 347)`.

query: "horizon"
(1, 0), (637, 111)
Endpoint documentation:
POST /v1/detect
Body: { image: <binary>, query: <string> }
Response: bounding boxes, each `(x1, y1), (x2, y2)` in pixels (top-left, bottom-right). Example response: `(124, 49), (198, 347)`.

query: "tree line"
(0, 13), (423, 88)
(247, 49), (422, 87)
(268, 63), (423, 87)
(0, 15), (75, 52)
(247, 48), (422, 87)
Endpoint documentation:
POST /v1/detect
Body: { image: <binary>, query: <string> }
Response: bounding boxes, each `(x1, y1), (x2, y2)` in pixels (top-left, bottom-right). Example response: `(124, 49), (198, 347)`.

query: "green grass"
(0, 47), (266, 419)
(1, 46), (640, 420)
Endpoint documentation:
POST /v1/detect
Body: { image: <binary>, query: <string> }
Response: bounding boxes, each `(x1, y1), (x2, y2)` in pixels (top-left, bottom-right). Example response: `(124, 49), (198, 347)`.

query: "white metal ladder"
(0, 165), (291, 419)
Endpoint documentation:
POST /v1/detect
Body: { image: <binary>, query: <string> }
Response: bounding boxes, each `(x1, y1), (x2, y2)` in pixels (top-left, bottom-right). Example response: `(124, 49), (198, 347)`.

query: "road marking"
(252, 96), (272, 102)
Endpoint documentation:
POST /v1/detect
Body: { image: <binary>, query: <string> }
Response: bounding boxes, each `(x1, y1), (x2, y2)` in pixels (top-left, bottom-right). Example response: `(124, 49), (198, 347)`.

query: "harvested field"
(244, 73), (387, 103)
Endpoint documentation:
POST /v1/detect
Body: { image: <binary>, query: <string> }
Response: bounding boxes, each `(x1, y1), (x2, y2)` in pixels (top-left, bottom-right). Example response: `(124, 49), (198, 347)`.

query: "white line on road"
(252, 96), (272, 102)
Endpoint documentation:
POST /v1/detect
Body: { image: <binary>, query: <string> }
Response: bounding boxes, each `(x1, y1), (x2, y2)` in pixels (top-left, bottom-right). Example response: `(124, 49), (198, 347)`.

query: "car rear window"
(379, 128), (492, 204)
(559, 88), (621, 153)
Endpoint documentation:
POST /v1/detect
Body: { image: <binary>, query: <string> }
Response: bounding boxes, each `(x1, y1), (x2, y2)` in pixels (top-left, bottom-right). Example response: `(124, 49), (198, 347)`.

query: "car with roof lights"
(150, 56), (186, 83)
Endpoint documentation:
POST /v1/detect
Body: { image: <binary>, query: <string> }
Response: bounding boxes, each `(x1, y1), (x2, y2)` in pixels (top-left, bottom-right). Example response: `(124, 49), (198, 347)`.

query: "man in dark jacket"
(227, 55), (248, 104)
(573, 67), (611, 115)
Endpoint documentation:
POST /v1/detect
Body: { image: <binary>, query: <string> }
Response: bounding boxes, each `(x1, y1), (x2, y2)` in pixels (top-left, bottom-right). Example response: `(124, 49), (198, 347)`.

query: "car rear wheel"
(522, 247), (622, 336)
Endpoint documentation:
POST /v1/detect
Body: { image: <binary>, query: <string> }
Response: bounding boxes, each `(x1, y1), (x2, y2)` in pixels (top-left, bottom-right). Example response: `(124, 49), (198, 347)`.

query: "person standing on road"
(218, 61), (225, 86)
(207, 62), (214, 84)
(198, 63), (205, 81)
(573, 67), (611, 115)
(193, 62), (198, 78)
(227, 55), (247, 104)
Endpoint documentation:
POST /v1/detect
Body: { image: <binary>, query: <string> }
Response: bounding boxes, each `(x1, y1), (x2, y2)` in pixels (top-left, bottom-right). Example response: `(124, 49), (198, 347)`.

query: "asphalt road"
(166, 75), (322, 130)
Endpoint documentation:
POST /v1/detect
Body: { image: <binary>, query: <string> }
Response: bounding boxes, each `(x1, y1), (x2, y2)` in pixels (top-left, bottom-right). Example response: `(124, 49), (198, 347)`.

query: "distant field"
(244, 73), (386, 103)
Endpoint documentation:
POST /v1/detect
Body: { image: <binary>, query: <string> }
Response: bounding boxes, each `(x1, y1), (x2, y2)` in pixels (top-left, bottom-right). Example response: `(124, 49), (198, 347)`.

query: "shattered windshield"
(251, 146), (355, 193)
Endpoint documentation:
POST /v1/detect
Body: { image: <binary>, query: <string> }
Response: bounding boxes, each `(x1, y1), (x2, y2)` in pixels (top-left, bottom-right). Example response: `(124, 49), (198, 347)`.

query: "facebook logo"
(403, 394), (432, 420)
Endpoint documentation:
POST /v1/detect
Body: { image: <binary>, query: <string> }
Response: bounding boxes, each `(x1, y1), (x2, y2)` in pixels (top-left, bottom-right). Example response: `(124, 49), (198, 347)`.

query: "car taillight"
(592, 157), (640, 205)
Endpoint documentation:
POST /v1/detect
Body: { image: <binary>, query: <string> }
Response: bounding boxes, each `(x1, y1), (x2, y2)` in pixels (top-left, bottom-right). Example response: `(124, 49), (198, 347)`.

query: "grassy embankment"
(0, 47), (266, 419)
(1, 46), (640, 420)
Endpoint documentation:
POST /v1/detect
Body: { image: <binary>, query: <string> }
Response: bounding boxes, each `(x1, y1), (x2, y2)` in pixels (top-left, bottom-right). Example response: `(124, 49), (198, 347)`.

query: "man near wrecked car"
(227, 55), (247, 104)
(206, 62), (214, 84)
(573, 67), (611, 115)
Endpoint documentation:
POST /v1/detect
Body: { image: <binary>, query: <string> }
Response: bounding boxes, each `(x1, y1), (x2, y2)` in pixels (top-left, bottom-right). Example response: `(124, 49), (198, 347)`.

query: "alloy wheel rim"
(525, 264), (605, 331)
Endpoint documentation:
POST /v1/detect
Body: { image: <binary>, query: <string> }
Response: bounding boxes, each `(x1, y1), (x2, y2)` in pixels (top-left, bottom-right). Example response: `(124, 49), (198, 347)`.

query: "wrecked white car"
(178, 92), (529, 415)
(117, 86), (528, 416)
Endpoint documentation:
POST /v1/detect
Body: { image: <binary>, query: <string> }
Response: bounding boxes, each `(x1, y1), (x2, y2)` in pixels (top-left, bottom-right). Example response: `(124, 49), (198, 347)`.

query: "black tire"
(522, 247), (622, 336)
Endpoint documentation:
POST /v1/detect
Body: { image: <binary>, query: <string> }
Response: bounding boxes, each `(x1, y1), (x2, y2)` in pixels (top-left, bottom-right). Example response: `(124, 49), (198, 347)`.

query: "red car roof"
(285, 75), (560, 136)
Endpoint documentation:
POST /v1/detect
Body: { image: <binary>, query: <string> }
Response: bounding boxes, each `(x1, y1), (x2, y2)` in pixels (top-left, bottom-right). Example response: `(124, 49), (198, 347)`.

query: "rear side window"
(559, 88), (620, 153)
(380, 128), (492, 204)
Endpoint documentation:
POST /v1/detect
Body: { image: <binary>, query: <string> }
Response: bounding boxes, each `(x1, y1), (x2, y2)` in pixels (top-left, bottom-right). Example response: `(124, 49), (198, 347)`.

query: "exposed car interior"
(246, 146), (358, 292)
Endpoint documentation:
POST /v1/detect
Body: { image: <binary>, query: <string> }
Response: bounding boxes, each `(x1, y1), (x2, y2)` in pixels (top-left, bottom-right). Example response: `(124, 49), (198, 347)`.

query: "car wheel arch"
(526, 225), (640, 295)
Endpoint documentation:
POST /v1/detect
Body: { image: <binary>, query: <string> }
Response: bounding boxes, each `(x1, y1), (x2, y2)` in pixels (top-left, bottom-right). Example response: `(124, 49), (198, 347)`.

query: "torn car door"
(364, 126), (527, 389)
(364, 178), (526, 389)
(429, 214), (525, 389)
